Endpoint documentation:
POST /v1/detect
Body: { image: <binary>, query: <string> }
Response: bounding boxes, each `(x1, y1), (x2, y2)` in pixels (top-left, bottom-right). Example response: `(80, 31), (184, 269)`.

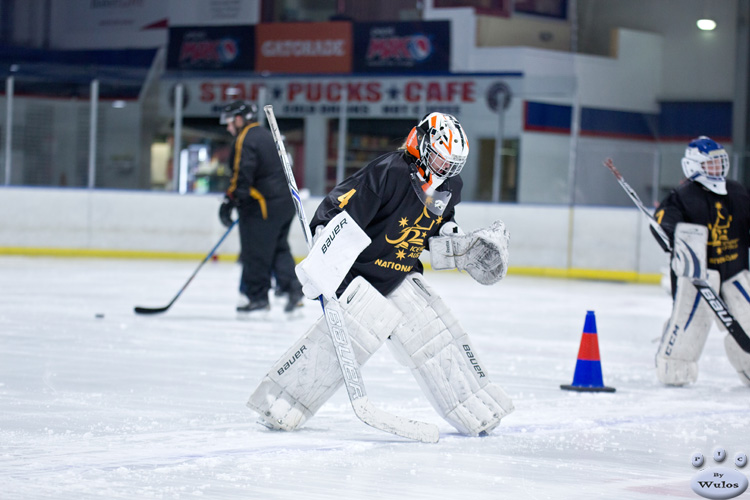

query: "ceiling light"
(697, 19), (716, 30)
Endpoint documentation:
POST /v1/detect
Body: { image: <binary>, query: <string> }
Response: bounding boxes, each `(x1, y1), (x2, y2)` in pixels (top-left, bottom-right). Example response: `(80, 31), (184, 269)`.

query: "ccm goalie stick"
(264, 105), (440, 443)
(134, 220), (238, 314)
(604, 158), (750, 353)
(603, 158), (672, 250)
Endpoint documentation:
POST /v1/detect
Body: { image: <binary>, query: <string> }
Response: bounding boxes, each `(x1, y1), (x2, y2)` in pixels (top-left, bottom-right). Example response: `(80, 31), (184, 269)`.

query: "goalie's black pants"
(237, 201), (301, 303)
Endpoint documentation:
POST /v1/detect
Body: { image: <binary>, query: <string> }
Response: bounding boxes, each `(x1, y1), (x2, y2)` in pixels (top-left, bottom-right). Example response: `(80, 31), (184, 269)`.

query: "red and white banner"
(161, 75), (522, 120)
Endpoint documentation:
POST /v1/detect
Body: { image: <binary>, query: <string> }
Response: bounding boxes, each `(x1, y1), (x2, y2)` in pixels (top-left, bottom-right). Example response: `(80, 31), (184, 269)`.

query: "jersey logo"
(374, 209), (443, 272)
(708, 201), (739, 266)
(385, 208), (442, 257)
(708, 201), (732, 253)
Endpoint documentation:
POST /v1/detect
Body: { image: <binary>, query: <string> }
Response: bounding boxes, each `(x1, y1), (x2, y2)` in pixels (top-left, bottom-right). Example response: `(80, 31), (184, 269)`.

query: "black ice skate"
(237, 299), (270, 316)
(284, 289), (305, 313)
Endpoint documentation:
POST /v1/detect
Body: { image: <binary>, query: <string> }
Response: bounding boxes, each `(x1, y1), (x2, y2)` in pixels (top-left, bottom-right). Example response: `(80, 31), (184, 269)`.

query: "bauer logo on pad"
(321, 217), (348, 254)
(295, 210), (371, 299)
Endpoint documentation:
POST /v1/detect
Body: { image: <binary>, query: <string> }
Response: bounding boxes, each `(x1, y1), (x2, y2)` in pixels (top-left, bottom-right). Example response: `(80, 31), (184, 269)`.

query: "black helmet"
(219, 100), (258, 124)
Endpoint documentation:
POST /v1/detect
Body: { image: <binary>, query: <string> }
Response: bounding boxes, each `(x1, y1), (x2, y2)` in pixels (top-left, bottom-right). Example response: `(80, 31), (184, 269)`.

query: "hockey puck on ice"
(95, 313), (105, 319)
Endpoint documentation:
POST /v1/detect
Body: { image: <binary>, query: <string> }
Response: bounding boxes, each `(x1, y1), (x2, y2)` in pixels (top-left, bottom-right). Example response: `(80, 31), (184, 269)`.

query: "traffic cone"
(560, 310), (616, 392)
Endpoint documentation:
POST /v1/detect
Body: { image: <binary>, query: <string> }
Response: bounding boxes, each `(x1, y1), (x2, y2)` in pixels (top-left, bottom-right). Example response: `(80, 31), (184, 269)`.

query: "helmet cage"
(421, 142), (466, 178)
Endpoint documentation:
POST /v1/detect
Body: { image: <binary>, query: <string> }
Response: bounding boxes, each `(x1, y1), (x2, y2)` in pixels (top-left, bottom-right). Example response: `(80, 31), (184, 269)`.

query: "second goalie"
(247, 112), (514, 437)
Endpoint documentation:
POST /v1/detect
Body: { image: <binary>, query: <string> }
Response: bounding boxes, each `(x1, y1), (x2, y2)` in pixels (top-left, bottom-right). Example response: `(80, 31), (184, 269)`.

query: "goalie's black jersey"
(310, 150), (462, 297)
(653, 179), (750, 281)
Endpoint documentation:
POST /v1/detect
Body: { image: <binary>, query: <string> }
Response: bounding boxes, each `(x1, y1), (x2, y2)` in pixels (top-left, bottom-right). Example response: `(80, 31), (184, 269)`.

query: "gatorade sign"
(256, 22), (352, 74)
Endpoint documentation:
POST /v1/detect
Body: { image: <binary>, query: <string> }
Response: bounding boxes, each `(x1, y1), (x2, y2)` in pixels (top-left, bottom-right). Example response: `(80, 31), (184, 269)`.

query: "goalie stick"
(264, 104), (440, 443)
(604, 158), (672, 251)
(604, 158), (750, 353)
(134, 220), (238, 315)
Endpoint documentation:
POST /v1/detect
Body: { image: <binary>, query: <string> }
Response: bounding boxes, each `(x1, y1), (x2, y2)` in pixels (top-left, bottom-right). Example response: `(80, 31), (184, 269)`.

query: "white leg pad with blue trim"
(386, 273), (514, 436)
(246, 277), (402, 430)
(656, 270), (720, 386)
(720, 270), (750, 386)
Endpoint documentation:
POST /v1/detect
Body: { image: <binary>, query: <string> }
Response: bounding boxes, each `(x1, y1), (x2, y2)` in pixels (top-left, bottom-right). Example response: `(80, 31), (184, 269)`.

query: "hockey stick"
(134, 220), (238, 315)
(264, 104), (439, 443)
(604, 158), (750, 353)
(603, 158), (672, 251)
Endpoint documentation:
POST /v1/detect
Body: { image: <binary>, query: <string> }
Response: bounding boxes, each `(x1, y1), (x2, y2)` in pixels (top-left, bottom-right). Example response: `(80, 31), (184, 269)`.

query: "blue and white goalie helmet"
(681, 136), (730, 194)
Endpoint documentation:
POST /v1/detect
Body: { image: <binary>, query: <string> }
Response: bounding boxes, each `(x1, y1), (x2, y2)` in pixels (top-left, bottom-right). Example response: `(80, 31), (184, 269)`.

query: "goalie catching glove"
(429, 220), (509, 285)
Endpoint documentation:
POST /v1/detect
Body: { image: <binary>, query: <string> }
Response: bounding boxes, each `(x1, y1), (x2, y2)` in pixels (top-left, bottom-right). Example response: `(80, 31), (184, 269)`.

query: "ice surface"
(1, 256), (748, 499)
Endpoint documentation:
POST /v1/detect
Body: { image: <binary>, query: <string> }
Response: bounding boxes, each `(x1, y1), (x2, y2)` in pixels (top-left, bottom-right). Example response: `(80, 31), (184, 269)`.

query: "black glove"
(219, 195), (236, 228)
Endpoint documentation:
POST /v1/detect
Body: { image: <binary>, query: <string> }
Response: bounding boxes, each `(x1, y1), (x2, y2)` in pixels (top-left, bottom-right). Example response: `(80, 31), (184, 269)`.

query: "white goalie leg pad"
(386, 273), (514, 436)
(655, 270), (720, 386)
(723, 335), (750, 386)
(247, 276), (402, 430)
(720, 270), (750, 386)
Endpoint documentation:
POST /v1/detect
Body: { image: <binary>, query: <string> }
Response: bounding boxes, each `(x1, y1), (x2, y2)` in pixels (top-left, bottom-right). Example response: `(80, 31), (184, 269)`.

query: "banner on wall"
(49, 0), (168, 49)
(167, 26), (255, 71)
(168, 0), (259, 26)
(352, 21), (450, 74)
(160, 75), (523, 120)
(255, 22), (353, 74)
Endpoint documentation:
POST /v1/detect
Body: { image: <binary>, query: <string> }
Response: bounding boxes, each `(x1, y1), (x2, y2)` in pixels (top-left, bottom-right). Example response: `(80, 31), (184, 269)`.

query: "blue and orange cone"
(560, 310), (616, 392)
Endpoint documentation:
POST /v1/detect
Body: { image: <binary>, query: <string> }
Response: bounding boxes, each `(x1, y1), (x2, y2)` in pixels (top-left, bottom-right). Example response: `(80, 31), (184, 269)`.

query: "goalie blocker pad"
(430, 220), (510, 285)
(670, 223), (708, 280)
(295, 210), (371, 300)
(720, 270), (750, 386)
(386, 273), (514, 436)
(246, 277), (402, 431)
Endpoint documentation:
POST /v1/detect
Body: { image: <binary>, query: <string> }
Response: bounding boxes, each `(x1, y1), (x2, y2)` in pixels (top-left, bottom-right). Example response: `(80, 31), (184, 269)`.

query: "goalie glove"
(430, 220), (509, 285)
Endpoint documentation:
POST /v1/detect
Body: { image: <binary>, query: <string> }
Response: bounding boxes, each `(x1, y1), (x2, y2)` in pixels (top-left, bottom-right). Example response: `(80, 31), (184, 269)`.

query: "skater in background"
(218, 100), (304, 315)
(247, 112), (514, 436)
(651, 135), (750, 386)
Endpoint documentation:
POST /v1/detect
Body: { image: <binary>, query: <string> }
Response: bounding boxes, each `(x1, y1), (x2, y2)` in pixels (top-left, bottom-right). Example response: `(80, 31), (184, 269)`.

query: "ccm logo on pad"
(321, 218), (348, 254)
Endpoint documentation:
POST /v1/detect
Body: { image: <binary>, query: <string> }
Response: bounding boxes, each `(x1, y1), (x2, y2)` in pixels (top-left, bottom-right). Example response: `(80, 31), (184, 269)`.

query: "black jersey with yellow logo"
(311, 150), (462, 297)
(654, 179), (750, 281)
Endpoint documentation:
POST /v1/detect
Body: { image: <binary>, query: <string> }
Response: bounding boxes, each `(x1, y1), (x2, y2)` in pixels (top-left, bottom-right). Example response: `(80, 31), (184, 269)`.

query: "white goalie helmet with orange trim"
(406, 112), (470, 180)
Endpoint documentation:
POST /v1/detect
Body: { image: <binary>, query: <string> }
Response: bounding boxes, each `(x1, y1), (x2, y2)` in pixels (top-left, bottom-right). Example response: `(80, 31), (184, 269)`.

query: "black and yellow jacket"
(226, 122), (294, 220)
